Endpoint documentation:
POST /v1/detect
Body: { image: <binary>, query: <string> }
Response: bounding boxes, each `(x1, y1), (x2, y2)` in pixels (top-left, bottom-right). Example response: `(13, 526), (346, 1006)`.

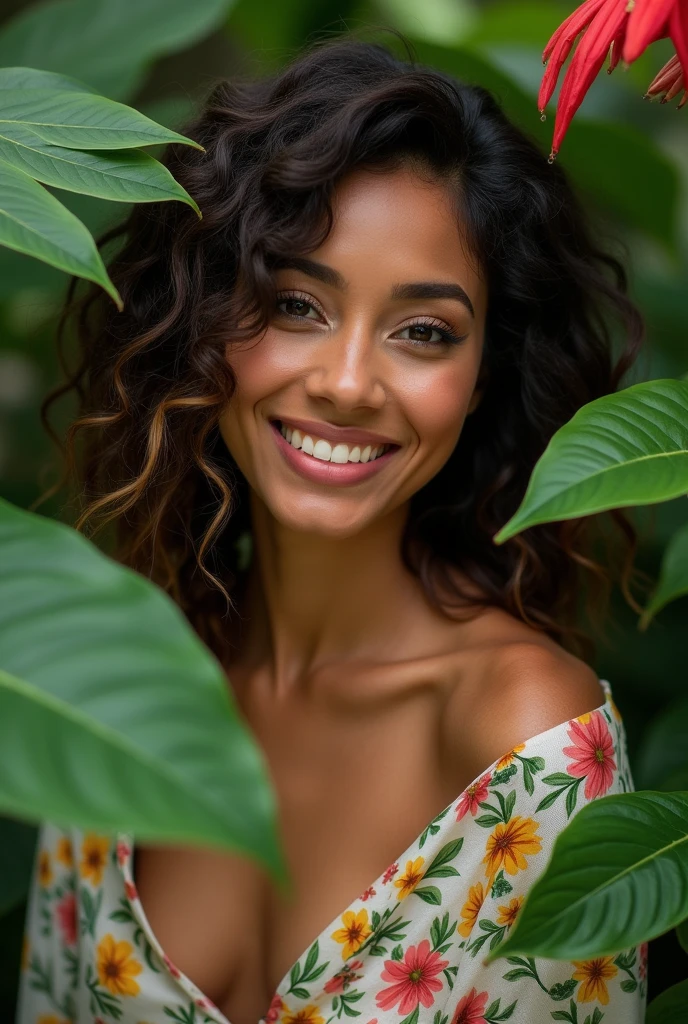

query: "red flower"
(452, 987), (489, 1024)
(646, 53), (687, 106)
(116, 840), (130, 867)
(265, 993), (284, 1023)
(359, 886), (376, 901)
(375, 939), (449, 1014)
(324, 960), (365, 994)
(163, 953), (181, 979)
(124, 880), (138, 902)
(55, 891), (77, 946)
(539, 0), (688, 156)
(563, 711), (616, 799)
(639, 941), (649, 981)
(455, 773), (492, 821)
(382, 863), (398, 885)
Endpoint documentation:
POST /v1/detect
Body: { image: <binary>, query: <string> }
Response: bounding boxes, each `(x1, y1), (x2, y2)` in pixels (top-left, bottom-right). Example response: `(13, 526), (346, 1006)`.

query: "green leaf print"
(391, 944), (404, 960)
(336, 990), (364, 1018)
(484, 997), (517, 1022)
(549, 980), (578, 1000)
(418, 805), (451, 848)
(412, 885), (442, 905)
(491, 765), (518, 786)
(490, 870), (513, 899)
(164, 1002), (214, 1024)
(423, 838), (463, 879)
(358, 906), (410, 957)
(398, 1005), (420, 1024)
(429, 912), (457, 952)
(476, 789), (516, 827)
(287, 939), (329, 994)
(80, 884), (103, 938)
(501, 955), (548, 993)
(432, 1012), (449, 1024)
(85, 960), (123, 1020)
(536, 774), (584, 817)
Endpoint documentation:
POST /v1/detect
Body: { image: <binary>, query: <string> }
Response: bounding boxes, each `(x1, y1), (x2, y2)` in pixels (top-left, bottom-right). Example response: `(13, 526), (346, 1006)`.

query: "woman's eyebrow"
(274, 259), (475, 319)
(391, 281), (475, 319)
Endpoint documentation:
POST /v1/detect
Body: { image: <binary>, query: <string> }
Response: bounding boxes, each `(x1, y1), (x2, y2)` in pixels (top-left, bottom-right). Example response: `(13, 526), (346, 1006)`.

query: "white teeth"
(313, 439), (332, 462)
(278, 422), (389, 465)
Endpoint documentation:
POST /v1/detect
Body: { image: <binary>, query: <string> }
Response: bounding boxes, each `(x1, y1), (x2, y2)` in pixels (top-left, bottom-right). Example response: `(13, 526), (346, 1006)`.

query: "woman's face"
(219, 165), (487, 538)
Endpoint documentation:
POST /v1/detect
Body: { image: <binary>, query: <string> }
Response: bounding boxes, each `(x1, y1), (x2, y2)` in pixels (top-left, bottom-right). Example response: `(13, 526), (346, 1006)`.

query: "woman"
(17, 38), (646, 1024)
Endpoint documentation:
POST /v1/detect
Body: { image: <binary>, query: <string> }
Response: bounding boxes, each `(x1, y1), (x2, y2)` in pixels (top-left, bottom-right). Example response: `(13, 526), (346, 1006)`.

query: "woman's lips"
(269, 420), (398, 487)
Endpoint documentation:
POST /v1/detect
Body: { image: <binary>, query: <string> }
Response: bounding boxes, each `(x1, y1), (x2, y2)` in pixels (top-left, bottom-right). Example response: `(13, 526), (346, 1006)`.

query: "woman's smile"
(269, 417), (400, 487)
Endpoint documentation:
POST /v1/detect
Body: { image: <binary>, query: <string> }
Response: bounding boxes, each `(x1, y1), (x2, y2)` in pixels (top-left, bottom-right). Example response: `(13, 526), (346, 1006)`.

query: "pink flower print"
(163, 953), (181, 979)
(451, 987), (489, 1023)
(639, 942), (648, 981)
(382, 863), (398, 885)
(360, 886), (376, 901)
(324, 960), (365, 994)
(124, 880), (138, 902)
(116, 840), (131, 867)
(55, 891), (77, 946)
(375, 939), (449, 1014)
(196, 996), (218, 1011)
(563, 711), (617, 799)
(265, 994), (284, 1023)
(455, 773), (492, 821)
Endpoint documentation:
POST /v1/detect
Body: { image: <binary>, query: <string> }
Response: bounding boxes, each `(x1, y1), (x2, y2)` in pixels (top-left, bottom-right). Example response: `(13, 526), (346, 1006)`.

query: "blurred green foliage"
(1, 0), (687, 1016)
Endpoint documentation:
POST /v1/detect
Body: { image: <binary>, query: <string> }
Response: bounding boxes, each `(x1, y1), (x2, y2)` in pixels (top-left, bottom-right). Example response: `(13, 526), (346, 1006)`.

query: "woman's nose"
(303, 326), (386, 412)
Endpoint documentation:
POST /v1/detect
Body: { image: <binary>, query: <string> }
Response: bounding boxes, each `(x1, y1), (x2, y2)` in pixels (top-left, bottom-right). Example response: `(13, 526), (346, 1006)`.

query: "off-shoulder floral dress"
(16, 678), (646, 1024)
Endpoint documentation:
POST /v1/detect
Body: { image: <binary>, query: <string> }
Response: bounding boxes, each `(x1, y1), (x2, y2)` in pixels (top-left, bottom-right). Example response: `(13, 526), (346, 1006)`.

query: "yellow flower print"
(331, 909), (372, 959)
(495, 744), (525, 771)
(576, 712), (592, 725)
(458, 882), (485, 937)
(496, 896), (523, 928)
(96, 933), (142, 997)
(80, 834), (110, 886)
(281, 1005), (325, 1024)
(572, 956), (618, 1005)
(393, 856), (425, 900)
(37, 1016), (70, 1024)
(483, 816), (542, 883)
(38, 850), (52, 887)
(56, 836), (74, 868)
(609, 696), (623, 723)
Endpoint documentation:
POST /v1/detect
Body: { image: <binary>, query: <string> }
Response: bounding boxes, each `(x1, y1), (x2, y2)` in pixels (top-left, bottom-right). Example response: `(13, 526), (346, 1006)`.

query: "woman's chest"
(133, 683), (460, 1024)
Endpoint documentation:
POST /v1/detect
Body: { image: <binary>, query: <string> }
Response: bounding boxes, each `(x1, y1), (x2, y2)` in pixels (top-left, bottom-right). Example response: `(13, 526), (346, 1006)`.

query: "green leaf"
(676, 917), (688, 955)
(0, 87), (203, 151)
(0, 158), (120, 305)
(641, 522), (688, 627)
(0, 124), (200, 213)
(0, 66), (98, 94)
(495, 381), (688, 543)
(0, 0), (238, 102)
(413, 886), (443, 905)
(646, 979), (688, 1023)
(424, 838), (463, 878)
(486, 791), (688, 961)
(0, 499), (284, 879)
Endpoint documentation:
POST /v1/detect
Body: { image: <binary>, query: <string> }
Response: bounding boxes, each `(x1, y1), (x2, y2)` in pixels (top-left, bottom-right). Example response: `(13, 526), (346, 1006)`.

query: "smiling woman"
(20, 36), (646, 1024)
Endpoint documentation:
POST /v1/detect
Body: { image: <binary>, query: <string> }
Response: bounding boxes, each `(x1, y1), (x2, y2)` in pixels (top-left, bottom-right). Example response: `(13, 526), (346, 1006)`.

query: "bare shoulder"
(441, 614), (605, 784)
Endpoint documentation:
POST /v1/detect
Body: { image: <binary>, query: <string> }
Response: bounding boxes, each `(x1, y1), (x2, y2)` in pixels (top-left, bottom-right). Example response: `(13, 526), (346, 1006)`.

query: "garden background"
(0, 0), (686, 1017)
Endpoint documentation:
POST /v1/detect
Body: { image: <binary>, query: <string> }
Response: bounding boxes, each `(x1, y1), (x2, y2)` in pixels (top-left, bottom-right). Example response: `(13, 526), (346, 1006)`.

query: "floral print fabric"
(16, 678), (646, 1024)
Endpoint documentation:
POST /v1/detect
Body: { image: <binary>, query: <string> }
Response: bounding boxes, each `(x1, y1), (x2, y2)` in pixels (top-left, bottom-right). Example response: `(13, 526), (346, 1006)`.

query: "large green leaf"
(409, 41), (680, 250)
(0, 158), (119, 306)
(0, 498), (284, 880)
(0, 0), (237, 102)
(0, 85), (203, 151)
(0, 66), (98, 94)
(486, 791), (688, 960)
(0, 124), (200, 212)
(646, 980), (688, 1023)
(641, 522), (688, 627)
(495, 380), (688, 543)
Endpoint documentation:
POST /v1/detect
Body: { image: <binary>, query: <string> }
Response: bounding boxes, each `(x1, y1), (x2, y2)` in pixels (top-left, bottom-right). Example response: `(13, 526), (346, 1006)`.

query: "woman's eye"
(398, 324), (446, 345)
(278, 298), (321, 320)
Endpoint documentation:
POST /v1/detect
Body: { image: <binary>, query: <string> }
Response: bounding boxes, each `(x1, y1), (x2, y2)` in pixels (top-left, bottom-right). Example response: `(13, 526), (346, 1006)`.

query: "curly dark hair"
(41, 36), (644, 663)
